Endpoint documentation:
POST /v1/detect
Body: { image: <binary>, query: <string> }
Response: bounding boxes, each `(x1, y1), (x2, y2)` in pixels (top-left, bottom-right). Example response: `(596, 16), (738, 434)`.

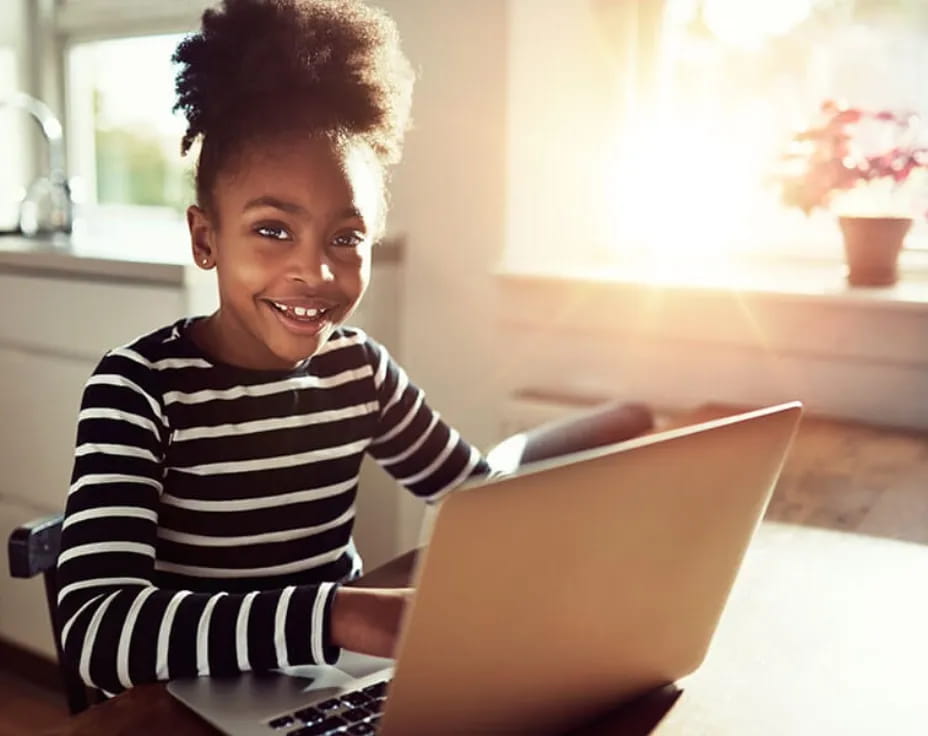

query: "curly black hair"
(172, 0), (414, 209)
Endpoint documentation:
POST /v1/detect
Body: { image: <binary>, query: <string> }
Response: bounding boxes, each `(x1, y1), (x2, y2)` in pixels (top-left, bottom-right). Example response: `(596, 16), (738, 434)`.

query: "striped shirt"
(57, 317), (490, 693)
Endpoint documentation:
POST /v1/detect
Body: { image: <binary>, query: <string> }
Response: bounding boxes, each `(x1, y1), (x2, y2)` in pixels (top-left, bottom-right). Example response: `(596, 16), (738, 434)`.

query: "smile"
(269, 301), (331, 321)
(263, 297), (337, 339)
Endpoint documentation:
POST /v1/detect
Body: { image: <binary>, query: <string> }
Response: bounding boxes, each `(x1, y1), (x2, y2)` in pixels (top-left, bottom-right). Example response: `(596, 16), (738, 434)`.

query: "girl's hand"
(330, 587), (414, 658)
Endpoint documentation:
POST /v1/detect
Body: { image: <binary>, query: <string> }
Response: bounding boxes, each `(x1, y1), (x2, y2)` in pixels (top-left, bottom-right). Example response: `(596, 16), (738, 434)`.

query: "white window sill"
(495, 250), (928, 314)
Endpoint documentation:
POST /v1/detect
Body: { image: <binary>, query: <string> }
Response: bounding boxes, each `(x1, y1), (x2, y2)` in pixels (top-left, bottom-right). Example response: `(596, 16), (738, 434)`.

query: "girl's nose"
(287, 238), (334, 284)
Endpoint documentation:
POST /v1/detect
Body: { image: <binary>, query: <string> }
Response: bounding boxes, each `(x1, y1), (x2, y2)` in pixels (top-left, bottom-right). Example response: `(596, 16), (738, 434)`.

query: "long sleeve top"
(56, 318), (490, 693)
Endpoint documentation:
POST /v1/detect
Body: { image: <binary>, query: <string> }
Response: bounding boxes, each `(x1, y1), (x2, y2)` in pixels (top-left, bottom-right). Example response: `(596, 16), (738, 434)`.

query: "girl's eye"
(255, 225), (291, 241)
(332, 232), (366, 248)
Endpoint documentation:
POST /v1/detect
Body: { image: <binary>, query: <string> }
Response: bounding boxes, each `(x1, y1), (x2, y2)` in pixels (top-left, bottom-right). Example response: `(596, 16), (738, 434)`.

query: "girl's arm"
(57, 353), (344, 693)
(363, 338), (654, 491)
(363, 339), (492, 501)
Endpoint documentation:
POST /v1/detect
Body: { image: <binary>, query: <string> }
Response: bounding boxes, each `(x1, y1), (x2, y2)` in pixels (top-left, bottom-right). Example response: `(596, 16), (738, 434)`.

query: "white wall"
(376, 0), (509, 549)
(505, 0), (624, 273)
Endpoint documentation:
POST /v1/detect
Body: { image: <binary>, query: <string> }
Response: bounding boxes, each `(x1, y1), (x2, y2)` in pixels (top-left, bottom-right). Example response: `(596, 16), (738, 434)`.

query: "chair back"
(8, 513), (93, 714)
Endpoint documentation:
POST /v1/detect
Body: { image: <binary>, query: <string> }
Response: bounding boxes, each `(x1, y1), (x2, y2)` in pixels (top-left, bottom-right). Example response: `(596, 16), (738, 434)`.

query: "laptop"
(169, 401), (802, 735)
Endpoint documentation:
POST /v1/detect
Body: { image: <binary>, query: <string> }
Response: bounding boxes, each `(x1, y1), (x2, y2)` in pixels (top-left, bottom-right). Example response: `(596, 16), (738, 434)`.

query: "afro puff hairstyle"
(172, 0), (414, 209)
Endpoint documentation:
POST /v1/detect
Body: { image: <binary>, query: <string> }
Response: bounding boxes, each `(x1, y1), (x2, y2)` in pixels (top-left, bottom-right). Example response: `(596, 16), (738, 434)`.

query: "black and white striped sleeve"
(364, 339), (492, 502)
(57, 351), (338, 694)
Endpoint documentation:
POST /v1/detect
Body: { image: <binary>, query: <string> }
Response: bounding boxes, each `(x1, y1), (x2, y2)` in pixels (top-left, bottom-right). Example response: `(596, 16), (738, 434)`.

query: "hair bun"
(173, 0), (413, 164)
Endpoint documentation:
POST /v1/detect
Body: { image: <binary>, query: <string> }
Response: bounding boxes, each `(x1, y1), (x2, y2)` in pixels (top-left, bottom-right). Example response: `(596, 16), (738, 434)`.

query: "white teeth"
(270, 301), (328, 319)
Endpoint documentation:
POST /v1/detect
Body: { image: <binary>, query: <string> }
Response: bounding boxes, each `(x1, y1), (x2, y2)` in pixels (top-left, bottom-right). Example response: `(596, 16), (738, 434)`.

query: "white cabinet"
(0, 273), (187, 514)
(0, 347), (98, 512)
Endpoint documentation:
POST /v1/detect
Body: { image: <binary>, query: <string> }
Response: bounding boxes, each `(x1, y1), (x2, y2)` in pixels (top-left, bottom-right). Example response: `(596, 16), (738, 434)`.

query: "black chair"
(7, 399), (654, 716)
(7, 512), (97, 714)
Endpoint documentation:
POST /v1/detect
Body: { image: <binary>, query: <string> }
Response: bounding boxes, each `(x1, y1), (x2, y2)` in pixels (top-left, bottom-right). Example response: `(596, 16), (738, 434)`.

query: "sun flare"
(601, 110), (775, 284)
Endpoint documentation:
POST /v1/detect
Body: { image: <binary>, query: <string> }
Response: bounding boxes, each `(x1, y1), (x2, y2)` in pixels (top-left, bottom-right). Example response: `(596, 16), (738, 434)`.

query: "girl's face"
(188, 135), (383, 371)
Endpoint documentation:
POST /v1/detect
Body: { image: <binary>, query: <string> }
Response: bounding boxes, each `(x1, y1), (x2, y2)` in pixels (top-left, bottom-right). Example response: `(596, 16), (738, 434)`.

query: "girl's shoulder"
(323, 325), (400, 371)
(101, 317), (204, 365)
(316, 324), (377, 370)
(91, 317), (207, 382)
(324, 324), (369, 352)
(81, 319), (201, 418)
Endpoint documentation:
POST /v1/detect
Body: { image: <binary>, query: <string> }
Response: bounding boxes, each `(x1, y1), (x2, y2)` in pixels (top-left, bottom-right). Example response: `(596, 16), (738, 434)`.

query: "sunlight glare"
(703, 0), (813, 50)
(602, 111), (770, 284)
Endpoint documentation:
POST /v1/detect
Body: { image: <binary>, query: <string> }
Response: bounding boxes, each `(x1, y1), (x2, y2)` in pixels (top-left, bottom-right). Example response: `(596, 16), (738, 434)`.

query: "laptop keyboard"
(266, 679), (389, 735)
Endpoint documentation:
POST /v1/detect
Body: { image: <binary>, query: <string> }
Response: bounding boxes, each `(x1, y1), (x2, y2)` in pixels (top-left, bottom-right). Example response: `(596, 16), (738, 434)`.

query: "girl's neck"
(188, 312), (308, 373)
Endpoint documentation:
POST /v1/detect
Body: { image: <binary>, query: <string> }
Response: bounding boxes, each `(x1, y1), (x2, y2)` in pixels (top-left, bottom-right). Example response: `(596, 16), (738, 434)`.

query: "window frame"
(54, 0), (208, 44)
(48, 1), (207, 231)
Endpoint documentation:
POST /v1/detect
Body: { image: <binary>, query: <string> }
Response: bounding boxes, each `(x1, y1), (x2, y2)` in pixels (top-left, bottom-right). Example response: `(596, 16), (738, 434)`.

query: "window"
(67, 33), (192, 213)
(648, 0), (928, 258)
(51, 1), (208, 247)
(504, 0), (928, 277)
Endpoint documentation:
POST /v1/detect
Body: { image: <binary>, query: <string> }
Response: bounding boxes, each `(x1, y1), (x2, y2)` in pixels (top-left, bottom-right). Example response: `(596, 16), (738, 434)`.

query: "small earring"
(201, 258), (209, 266)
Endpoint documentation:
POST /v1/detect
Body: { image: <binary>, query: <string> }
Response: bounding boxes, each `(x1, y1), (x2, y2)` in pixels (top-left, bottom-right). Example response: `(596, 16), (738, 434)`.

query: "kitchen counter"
(0, 233), (190, 285)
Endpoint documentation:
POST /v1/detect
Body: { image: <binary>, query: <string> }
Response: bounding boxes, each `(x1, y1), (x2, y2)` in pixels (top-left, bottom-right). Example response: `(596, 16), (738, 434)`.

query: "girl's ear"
(187, 205), (215, 269)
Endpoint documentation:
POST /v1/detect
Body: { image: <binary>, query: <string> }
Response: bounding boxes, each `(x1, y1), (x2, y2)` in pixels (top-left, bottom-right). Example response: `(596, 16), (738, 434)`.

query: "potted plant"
(779, 100), (928, 286)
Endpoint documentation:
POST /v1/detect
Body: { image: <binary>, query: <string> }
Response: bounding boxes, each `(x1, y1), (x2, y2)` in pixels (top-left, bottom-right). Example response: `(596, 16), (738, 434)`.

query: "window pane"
(67, 33), (193, 212)
(647, 0), (928, 256)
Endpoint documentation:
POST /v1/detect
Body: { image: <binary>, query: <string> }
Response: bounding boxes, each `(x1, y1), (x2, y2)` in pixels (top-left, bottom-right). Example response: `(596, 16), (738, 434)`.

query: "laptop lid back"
(380, 402), (802, 735)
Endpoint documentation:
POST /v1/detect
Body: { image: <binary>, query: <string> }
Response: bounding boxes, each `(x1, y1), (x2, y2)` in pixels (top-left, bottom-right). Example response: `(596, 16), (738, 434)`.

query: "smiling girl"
(56, 0), (493, 694)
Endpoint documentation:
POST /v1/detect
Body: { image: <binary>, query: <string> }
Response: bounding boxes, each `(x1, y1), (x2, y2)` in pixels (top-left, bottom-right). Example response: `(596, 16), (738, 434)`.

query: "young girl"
(56, 0), (493, 694)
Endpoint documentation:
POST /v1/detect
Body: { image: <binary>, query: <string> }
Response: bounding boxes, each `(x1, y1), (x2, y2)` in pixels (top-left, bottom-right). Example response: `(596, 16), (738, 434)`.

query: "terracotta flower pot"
(837, 216), (912, 287)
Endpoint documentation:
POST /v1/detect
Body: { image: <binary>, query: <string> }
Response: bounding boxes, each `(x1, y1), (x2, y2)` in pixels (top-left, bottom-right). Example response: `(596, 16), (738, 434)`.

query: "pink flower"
(778, 102), (928, 218)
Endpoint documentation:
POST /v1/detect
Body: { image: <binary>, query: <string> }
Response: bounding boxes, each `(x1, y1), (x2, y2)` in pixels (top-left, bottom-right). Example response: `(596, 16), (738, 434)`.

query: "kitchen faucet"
(1, 91), (73, 236)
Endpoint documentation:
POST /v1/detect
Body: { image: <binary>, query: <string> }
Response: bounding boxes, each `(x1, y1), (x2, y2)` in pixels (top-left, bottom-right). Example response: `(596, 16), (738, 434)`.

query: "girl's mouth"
(265, 299), (335, 336)
(269, 300), (331, 321)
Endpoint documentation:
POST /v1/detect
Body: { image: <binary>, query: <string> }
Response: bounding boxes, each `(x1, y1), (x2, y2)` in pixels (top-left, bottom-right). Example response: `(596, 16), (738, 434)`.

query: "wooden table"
(587, 522), (928, 735)
(42, 520), (928, 736)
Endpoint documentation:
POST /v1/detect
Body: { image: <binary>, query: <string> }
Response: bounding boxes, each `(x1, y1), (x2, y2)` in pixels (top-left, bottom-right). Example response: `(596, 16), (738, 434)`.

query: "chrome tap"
(1, 92), (73, 236)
